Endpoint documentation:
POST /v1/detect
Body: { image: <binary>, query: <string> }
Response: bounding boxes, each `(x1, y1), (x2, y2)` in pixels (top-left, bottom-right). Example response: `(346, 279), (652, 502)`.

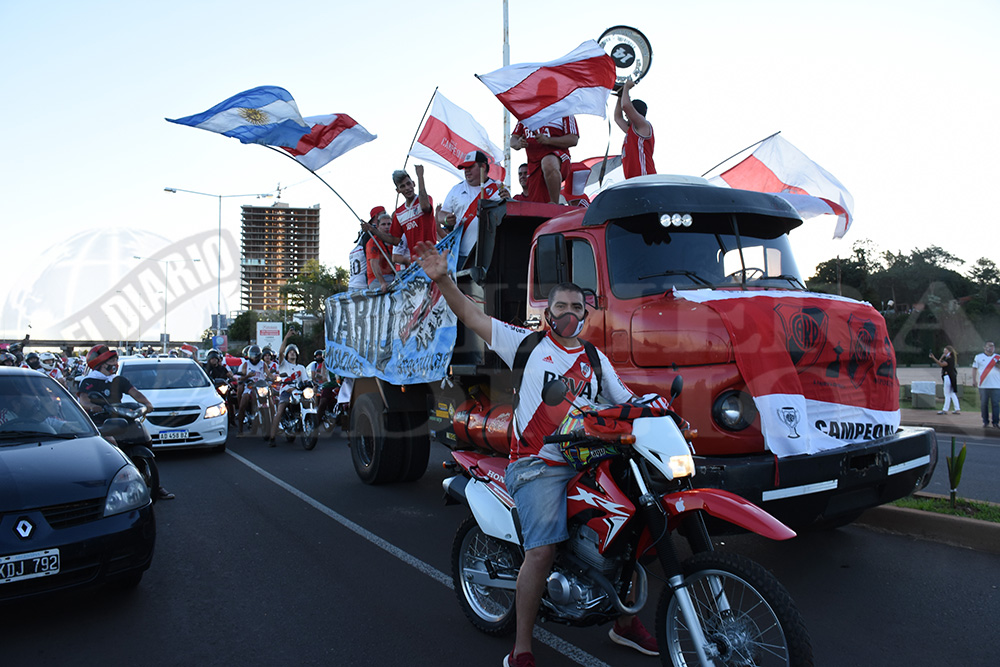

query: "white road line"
(227, 450), (614, 667)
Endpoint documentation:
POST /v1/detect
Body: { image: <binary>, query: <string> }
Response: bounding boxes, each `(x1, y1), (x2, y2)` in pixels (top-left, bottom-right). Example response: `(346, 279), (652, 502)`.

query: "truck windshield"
(606, 215), (804, 299)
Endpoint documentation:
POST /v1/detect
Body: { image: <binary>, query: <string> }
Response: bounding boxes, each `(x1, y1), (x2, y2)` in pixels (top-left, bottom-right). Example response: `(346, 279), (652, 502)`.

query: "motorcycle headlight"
(667, 454), (696, 479)
(256, 386), (270, 398)
(712, 390), (757, 431)
(302, 387), (315, 400)
(204, 402), (227, 419)
(105, 464), (150, 516)
(217, 384), (229, 395)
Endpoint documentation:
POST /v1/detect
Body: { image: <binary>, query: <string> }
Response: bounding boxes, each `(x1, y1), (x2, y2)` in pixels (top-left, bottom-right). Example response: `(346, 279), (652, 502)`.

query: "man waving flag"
(476, 40), (616, 130)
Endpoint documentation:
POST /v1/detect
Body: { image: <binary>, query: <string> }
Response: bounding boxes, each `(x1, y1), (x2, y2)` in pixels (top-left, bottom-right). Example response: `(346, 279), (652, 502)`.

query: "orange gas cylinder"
(453, 396), (513, 456)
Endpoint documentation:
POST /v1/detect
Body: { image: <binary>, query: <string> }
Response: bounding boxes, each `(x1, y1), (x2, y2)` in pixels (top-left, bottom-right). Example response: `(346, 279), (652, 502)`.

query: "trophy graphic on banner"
(777, 407), (802, 439)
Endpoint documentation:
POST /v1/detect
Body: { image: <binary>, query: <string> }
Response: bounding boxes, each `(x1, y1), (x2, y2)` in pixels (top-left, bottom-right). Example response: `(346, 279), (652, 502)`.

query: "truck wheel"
(350, 393), (403, 484)
(396, 412), (431, 482)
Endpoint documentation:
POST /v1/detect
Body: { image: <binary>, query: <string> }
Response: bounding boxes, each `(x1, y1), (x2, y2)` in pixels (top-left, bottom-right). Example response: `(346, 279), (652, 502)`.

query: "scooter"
(443, 377), (813, 666)
(89, 395), (160, 502)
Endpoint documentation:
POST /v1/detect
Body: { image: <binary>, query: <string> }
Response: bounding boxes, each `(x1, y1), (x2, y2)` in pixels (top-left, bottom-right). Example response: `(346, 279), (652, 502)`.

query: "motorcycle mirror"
(670, 375), (683, 401)
(541, 379), (569, 407)
(88, 391), (108, 404)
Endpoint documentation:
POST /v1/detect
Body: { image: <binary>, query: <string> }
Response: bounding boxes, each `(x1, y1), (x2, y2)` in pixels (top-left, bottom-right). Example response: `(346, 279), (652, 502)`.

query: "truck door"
(529, 234), (605, 347)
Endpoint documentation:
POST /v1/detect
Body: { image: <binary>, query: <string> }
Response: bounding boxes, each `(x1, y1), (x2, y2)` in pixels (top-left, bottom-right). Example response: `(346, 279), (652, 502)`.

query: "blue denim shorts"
(505, 457), (577, 551)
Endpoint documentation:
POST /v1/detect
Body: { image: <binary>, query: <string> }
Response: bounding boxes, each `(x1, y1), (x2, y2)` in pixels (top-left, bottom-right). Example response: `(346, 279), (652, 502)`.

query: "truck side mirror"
(582, 288), (599, 310)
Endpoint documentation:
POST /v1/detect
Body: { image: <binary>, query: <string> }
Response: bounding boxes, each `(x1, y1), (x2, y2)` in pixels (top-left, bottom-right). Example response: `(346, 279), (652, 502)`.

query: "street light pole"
(164, 187), (273, 337)
(134, 256), (200, 353)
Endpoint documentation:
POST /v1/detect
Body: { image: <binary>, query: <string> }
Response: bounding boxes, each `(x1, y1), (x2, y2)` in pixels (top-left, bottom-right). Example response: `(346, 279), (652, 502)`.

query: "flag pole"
(402, 86), (439, 170)
(261, 145), (398, 276)
(700, 130), (782, 178)
(502, 0), (511, 189)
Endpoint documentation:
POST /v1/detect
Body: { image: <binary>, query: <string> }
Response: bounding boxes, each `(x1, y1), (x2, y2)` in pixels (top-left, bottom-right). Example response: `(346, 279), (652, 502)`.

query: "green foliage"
(281, 259), (348, 316)
(891, 495), (1000, 523)
(807, 239), (1000, 365)
(228, 310), (260, 345)
(945, 436), (968, 509)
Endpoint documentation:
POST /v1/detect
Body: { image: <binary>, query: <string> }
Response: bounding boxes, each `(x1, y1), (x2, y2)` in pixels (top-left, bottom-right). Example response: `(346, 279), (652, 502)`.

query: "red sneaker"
(502, 649), (536, 667)
(609, 616), (659, 656)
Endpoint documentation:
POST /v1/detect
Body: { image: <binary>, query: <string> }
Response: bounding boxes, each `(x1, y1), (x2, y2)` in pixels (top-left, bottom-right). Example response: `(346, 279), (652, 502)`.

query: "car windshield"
(121, 362), (211, 390)
(0, 373), (97, 439)
(605, 214), (804, 299)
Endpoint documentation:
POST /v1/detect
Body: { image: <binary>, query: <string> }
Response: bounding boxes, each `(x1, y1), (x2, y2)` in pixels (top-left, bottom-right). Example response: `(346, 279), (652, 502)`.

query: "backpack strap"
(511, 332), (603, 409)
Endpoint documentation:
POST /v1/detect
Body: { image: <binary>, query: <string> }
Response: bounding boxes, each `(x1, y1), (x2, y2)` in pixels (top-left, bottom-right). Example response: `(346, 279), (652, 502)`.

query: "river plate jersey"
(489, 320), (633, 462)
(390, 196), (436, 260)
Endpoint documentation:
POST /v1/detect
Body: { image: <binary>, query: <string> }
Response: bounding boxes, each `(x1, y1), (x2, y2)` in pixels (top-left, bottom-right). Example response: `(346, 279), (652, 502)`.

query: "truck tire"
(350, 393), (403, 484)
(396, 412), (431, 482)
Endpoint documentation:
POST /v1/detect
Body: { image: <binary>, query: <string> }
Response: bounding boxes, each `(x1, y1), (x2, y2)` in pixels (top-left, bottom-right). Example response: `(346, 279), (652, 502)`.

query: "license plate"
(159, 430), (188, 441)
(0, 549), (60, 584)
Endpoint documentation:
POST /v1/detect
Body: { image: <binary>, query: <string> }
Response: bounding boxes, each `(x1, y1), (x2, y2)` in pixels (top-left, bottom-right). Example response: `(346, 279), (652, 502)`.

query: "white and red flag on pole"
(282, 113), (377, 172)
(408, 92), (505, 181)
(476, 40), (616, 130)
(708, 134), (855, 238)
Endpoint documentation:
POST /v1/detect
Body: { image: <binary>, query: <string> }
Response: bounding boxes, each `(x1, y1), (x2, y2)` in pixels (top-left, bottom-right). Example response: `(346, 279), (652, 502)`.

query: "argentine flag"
(167, 86), (311, 147)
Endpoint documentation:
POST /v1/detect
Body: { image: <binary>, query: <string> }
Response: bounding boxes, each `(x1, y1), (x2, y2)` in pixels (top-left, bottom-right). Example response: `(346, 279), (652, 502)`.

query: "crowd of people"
(347, 85), (656, 294)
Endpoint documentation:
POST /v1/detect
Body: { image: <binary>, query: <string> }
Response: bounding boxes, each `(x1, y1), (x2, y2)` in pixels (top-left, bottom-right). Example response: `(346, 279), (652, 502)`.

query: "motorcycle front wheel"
(451, 515), (521, 636)
(656, 551), (813, 667)
(302, 415), (317, 450)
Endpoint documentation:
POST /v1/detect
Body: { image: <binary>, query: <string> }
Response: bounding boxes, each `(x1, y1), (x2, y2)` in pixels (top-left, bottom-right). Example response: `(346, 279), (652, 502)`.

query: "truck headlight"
(712, 390), (757, 431)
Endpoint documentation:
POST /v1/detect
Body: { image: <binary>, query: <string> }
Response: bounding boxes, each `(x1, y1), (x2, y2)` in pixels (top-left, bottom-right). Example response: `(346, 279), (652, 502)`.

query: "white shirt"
(348, 239), (368, 291)
(488, 320), (634, 462)
(442, 178), (504, 258)
(277, 359), (307, 385)
(973, 352), (1000, 389)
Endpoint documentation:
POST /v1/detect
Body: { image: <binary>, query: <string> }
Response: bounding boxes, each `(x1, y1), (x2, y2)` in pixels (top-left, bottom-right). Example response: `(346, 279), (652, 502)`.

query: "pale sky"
(2, 0), (997, 342)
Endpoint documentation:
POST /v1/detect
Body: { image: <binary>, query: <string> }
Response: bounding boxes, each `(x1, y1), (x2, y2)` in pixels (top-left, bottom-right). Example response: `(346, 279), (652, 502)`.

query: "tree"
(228, 310), (260, 345)
(281, 259), (348, 316)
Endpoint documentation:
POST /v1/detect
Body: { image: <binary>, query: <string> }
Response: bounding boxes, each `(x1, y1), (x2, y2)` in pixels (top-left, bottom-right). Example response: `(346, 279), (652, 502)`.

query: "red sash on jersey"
(459, 182), (501, 227)
(981, 355), (1000, 385)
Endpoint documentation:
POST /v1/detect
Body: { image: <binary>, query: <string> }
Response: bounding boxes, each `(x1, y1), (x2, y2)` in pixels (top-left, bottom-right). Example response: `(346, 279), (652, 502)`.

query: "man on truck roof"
(414, 241), (661, 666)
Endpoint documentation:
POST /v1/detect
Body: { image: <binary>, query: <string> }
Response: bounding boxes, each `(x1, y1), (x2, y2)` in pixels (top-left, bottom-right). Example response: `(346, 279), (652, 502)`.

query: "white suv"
(118, 357), (228, 452)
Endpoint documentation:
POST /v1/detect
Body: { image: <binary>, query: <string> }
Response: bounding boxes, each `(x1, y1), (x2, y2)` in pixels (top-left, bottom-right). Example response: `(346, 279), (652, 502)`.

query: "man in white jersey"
(972, 341), (1000, 427)
(414, 242), (660, 667)
(438, 150), (510, 267)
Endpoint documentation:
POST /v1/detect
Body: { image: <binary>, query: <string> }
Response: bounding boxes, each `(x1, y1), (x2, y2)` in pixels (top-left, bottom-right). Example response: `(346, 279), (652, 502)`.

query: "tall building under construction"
(240, 202), (320, 312)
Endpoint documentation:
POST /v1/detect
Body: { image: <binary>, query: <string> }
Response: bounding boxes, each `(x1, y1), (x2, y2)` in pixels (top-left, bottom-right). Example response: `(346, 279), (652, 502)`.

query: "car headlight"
(712, 390), (757, 431)
(105, 464), (150, 516)
(204, 402), (227, 419)
(302, 387), (315, 400)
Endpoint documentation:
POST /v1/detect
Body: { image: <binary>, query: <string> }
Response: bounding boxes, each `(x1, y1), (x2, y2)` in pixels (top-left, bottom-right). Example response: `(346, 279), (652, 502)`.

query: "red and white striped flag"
(709, 135), (855, 238)
(282, 113), (377, 172)
(476, 40), (616, 130)
(408, 93), (505, 181)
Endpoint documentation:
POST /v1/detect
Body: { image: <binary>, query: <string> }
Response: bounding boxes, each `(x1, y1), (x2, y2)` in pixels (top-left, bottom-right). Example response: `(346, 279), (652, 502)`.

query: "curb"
(855, 494), (1000, 555)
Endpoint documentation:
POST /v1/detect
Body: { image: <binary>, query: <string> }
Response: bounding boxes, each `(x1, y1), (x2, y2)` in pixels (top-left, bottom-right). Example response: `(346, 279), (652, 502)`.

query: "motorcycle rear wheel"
(656, 551), (813, 667)
(452, 515), (521, 636)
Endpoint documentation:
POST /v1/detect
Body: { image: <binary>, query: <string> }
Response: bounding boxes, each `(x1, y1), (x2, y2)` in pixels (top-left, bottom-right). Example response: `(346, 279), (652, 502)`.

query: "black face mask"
(545, 310), (586, 338)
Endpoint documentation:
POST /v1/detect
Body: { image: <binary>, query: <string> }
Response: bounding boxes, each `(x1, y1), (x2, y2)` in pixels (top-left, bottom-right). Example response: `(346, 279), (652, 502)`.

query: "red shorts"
(526, 153), (571, 203)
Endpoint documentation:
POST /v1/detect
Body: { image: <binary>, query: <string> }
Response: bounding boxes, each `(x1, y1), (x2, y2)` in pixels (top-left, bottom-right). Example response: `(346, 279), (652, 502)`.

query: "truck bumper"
(692, 426), (938, 529)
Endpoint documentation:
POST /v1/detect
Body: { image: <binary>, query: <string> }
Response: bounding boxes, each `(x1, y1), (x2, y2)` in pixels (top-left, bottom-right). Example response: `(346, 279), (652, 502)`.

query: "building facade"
(240, 202), (320, 312)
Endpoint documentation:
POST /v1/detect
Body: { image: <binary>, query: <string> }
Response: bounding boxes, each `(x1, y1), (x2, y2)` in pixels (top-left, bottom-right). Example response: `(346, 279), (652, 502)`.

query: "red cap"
(370, 206), (386, 220)
(458, 150), (490, 169)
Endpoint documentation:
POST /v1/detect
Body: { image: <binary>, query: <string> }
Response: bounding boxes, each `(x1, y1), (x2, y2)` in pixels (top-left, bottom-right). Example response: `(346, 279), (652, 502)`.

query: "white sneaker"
(936, 410), (945, 415)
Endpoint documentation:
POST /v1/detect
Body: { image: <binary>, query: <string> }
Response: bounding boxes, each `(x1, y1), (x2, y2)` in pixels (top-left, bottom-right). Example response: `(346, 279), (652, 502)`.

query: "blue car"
(0, 367), (155, 602)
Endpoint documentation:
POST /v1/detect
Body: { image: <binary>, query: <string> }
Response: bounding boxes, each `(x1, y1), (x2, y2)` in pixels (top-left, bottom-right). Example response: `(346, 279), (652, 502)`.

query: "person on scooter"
(235, 345), (271, 435)
(203, 349), (233, 381)
(415, 242), (660, 666)
(267, 330), (307, 446)
(77, 344), (175, 501)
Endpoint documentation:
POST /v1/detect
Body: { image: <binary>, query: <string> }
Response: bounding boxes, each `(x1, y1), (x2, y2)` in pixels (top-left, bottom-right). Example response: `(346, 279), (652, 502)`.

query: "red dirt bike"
(443, 377), (813, 666)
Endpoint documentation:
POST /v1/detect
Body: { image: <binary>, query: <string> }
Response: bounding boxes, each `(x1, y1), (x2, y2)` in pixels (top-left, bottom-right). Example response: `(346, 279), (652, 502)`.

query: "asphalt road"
(1, 431), (997, 666)
(922, 432), (1000, 503)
